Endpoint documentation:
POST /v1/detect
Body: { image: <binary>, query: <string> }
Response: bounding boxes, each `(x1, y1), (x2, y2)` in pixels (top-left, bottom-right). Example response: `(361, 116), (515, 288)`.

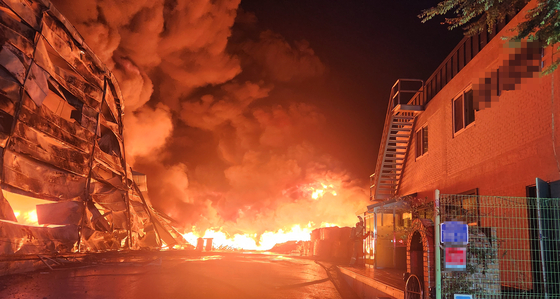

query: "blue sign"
(454, 295), (472, 299)
(441, 221), (468, 244)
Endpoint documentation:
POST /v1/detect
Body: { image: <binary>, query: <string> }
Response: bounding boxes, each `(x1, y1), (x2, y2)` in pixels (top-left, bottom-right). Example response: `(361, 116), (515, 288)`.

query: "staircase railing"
(370, 79), (424, 201)
(371, 90), (397, 200)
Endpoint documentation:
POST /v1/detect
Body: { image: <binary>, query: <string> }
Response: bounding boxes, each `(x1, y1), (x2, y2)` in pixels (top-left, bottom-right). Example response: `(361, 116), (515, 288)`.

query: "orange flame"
(183, 222), (328, 251)
(182, 181), (349, 250)
(305, 182), (338, 200)
(13, 209), (39, 226)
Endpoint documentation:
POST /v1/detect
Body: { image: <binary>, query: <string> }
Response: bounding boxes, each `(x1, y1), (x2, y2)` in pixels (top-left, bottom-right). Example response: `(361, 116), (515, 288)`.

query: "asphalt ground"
(0, 251), (357, 299)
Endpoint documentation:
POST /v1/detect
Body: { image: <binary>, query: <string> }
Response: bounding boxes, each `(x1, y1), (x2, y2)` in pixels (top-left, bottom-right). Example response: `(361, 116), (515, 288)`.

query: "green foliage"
(516, 1), (560, 74)
(419, 0), (529, 36)
(419, 0), (560, 74)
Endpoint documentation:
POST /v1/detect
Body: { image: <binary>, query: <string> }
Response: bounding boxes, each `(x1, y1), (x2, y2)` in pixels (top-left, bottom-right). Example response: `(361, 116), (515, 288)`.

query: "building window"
(98, 125), (122, 156)
(453, 88), (475, 134)
(415, 126), (428, 158)
(441, 188), (480, 226)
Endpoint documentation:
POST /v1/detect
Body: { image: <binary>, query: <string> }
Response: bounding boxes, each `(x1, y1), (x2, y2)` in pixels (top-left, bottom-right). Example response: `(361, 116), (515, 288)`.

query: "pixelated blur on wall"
(399, 4), (560, 200)
(474, 40), (543, 110)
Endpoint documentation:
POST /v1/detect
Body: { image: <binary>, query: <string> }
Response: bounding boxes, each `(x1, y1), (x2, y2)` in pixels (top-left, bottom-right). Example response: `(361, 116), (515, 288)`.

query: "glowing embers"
(183, 223), (322, 251)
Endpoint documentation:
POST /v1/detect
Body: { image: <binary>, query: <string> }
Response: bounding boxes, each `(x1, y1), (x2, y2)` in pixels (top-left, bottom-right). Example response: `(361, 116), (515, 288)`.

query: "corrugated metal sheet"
(0, 0), (185, 255)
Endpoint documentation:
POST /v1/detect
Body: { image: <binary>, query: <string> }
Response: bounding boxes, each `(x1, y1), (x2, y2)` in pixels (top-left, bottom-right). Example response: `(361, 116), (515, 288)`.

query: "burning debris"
(0, 0), (185, 255)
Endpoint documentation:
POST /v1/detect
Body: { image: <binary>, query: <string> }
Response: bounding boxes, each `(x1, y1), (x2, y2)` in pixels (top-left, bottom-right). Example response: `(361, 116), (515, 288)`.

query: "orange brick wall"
(382, 1), (560, 295)
(398, 9), (560, 200)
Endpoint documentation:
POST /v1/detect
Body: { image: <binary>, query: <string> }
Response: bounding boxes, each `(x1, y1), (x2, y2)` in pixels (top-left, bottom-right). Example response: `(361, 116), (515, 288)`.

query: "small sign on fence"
(445, 247), (467, 270)
(441, 221), (468, 245)
(453, 295), (472, 299)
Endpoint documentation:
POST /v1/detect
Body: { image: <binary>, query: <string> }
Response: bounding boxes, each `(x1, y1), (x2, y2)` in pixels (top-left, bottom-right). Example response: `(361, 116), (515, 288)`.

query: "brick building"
(365, 1), (560, 298)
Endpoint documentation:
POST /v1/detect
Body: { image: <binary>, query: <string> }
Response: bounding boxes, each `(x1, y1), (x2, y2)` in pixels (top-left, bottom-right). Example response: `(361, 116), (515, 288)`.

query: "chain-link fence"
(439, 194), (560, 298)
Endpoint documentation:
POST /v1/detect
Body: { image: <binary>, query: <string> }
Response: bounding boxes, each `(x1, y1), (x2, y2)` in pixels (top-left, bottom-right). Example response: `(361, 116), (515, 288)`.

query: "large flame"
(183, 222), (339, 251)
(182, 181), (348, 250)
(181, 180), (360, 250)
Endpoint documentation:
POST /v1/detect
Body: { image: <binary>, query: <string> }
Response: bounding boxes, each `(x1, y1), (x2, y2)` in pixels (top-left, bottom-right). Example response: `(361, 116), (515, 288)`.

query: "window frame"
(415, 125), (428, 159)
(459, 188), (480, 226)
(452, 86), (475, 136)
(441, 188), (480, 226)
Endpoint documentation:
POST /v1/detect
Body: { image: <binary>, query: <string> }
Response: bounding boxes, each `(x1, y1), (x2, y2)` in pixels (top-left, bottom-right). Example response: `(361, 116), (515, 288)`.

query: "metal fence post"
(536, 178), (550, 298)
(435, 189), (441, 299)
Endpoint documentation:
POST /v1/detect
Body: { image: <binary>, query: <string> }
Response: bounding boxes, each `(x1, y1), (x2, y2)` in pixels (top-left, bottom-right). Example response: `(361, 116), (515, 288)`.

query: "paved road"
(0, 252), (344, 299)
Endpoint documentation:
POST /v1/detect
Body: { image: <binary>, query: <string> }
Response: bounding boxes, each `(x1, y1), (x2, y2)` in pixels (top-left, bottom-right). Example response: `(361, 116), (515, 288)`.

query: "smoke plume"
(51, 0), (369, 236)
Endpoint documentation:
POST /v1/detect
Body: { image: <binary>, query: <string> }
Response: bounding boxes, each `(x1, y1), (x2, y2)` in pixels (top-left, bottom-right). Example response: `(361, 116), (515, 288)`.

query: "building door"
(410, 231), (423, 281)
(527, 178), (560, 295)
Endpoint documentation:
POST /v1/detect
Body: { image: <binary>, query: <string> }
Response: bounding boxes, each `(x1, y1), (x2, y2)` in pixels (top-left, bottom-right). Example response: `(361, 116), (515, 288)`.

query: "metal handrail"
(389, 79), (424, 108)
(370, 92), (395, 200)
(370, 79), (424, 201)
(405, 274), (423, 299)
(413, 21), (508, 107)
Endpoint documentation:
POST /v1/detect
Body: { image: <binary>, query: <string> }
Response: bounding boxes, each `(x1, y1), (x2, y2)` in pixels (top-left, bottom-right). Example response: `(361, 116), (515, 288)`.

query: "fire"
(183, 223), (321, 251)
(3, 190), (47, 226)
(181, 180), (352, 251)
(306, 182), (338, 200)
(311, 189), (324, 199)
(13, 209), (39, 226)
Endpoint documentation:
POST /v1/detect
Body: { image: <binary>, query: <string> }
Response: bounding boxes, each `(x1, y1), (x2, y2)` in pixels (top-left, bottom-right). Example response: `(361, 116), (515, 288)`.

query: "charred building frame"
(0, 0), (184, 256)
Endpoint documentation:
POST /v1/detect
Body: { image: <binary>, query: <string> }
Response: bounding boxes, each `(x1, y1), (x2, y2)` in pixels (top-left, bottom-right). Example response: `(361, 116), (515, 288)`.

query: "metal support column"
(536, 178), (550, 298)
(435, 189), (442, 299)
(373, 211), (377, 268)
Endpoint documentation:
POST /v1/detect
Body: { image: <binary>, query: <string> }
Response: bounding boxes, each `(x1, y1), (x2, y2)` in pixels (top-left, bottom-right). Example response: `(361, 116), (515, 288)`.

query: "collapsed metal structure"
(0, 0), (185, 255)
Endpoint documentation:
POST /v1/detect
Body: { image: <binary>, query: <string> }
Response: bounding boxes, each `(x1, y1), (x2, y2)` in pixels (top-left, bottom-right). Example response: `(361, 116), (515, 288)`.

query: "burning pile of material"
(0, 0), (184, 255)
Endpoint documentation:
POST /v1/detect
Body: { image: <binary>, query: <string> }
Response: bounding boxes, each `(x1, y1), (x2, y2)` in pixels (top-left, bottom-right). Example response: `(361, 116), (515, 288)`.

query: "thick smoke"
(51, 0), (369, 236)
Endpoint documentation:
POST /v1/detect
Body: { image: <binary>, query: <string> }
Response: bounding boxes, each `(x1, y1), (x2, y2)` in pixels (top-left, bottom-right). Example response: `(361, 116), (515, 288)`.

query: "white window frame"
(452, 86), (475, 136)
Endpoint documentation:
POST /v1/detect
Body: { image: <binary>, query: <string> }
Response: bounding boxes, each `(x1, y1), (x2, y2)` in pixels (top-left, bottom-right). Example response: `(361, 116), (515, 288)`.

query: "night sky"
(237, 0), (464, 179)
(52, 0), (463, 236)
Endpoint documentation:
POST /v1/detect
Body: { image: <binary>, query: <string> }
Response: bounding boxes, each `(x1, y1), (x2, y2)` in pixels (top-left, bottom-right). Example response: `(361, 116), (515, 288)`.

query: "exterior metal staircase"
(370, 79), (424, 201)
